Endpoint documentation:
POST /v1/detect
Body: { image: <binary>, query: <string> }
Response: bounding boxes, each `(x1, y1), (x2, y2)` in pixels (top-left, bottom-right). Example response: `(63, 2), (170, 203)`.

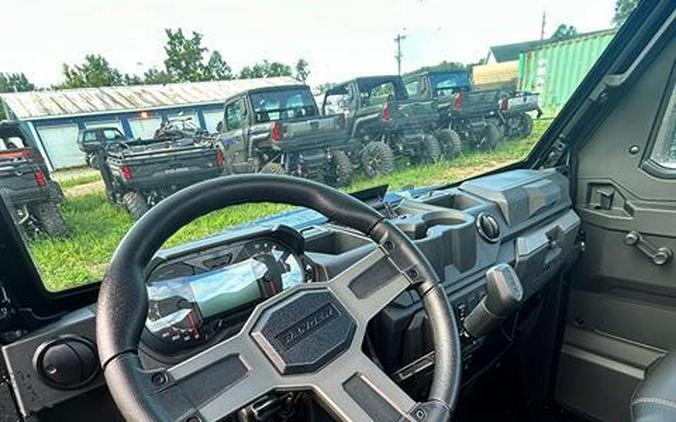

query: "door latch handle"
(624, 230), (673, 266)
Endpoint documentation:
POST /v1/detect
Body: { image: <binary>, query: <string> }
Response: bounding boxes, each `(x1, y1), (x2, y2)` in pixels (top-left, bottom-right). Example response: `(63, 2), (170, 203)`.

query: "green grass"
(58, 172), (102, 189)
(29, 121), (547, 291)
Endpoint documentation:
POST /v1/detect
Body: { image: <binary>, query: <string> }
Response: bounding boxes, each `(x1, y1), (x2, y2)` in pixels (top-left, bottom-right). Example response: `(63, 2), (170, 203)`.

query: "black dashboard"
(1, 169), (582, 418)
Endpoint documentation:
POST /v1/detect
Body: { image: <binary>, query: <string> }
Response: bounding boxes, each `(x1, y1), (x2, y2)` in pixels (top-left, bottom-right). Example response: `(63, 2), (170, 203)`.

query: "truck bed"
(254, 113), (347, 152)
(0, 150), (49, 206)
(104, 139), (222, 190)
(389, 98), (437, 132)
(445, 89), (501, 118)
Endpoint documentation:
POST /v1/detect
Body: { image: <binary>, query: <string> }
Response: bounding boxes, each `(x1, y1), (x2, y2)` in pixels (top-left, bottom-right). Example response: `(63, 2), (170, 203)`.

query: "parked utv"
(404, 70), (504, 152)
(98, 132), (224, 220)
(77, 127), (128, 169)
(216, 84), (355, 187)
(498, 91), (542, 139)
(322, 75), (441, 177)
(0, 121), (68, 237)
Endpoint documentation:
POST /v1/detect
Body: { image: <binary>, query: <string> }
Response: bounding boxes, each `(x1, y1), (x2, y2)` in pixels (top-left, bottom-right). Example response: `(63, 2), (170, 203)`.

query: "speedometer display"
(143, 236), (307, 355)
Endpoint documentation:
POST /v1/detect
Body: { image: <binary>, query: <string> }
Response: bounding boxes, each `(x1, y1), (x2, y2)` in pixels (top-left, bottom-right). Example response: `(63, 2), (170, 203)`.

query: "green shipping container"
(518, 29), (617, 113)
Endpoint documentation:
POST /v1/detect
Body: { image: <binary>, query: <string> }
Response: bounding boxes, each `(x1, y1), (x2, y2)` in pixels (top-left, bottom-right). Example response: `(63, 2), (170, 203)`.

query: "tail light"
(453, 93), (463, 109)
(383, 98), (391, 121)
(215, 148), (224, 167)
(271, 122), (282, 142)
(122, 165), (132, 181)
(500, 98), (509, 112)
(34, 168), (47, 187)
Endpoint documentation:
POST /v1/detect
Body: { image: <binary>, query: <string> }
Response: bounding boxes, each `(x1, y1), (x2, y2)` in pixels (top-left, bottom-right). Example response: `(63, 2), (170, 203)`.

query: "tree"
(163, 29), (209, 82)
(613, 0), (639, 27)
(295, 59), (310, 82)
(405, 61), (468, 77)
(239, 60), (293, 79)
(317, 82), (336, 93)
(160, 29), (233, 82)
(143, 68), (173, 85)
(0, 72), (35, 92)
(0, 72), (36, 119)
(204, 51), (233, 81)
(550, 24), (579, 40)
(123, 74), (144, 86)
(61, 54), (124, 88)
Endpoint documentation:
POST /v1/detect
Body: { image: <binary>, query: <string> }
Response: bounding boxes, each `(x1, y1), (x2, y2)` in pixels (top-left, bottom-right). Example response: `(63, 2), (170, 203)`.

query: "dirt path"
(64, 180), (105, 198)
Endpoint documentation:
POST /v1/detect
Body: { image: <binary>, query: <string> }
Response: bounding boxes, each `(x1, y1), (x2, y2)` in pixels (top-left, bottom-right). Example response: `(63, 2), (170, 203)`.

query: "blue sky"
(2, 0), (617, 87)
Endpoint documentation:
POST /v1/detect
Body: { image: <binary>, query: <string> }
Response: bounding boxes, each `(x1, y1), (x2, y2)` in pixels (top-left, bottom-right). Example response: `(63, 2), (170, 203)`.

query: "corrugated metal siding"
(0, 76), (298, 120)
(518, 29), (617, 111)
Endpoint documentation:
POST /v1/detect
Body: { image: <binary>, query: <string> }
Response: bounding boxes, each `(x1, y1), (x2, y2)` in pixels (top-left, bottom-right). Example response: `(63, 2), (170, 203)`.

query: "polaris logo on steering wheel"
(276, 303), (339, 349)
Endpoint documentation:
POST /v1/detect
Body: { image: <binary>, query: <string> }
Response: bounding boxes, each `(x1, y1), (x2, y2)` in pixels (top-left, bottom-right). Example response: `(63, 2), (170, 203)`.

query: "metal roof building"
(0, 76), (297, 170)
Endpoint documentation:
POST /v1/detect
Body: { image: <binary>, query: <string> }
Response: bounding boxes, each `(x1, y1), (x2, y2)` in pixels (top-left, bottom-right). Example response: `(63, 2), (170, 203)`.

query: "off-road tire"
(323, 150), (353, 188)
(47, 181), (65, 204)
(480, 122), (500, 151)
(488, 118), (506, 139)
(516, 112), (533, 138)
(435, 129), (463, 158)
(87, 153), (100, 169)
(260, 162), (285, 175)
(361, 141), (395, 178)
(123, 192), (150, 220)
(33, 202), (69, 237)
(420, 134), (442, 164)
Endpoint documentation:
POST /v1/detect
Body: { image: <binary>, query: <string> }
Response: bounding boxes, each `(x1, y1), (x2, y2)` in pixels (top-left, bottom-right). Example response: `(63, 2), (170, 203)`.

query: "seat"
(631, 352), (676, 421)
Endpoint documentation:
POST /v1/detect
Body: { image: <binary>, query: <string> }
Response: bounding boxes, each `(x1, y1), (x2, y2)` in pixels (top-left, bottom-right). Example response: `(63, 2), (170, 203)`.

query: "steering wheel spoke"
(313, 352), (418, 422)
(166, 332), (277, 420)
(329, 246), (412, 323)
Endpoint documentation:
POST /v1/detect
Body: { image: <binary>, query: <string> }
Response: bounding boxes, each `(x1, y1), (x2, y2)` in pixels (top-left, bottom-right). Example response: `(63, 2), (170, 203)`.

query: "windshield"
(430, 72), (472, 96)
(0, 0), (632, 292)
(251, 88), (318, 122)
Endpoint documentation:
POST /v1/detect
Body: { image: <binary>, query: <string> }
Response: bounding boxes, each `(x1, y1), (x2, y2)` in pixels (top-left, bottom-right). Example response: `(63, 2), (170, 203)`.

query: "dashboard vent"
(476, 213), (500, 243)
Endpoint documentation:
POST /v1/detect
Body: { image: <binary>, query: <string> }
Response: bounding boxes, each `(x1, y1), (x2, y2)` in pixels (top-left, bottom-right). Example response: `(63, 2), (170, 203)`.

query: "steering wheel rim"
(96, 174), (461, 422)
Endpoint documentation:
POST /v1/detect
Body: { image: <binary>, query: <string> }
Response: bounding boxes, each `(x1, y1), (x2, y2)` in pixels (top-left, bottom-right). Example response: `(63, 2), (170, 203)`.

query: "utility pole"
(540, 10), (546, 40)
(394, 33), (407, 75)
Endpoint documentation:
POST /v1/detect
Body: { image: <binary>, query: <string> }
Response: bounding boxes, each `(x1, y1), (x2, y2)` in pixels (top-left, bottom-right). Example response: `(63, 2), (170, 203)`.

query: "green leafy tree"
(163, 29), (209, 82)
(0, 72), (35, 92)
(204, 51), (233, 80)
(405, 61), (468, 78)
(123, 74), (144, 86)
(294, 59), (310, 82)
(613, 0), (639, 27)
(239, 60), (293, 79)
(61, 54), (124, 88)
(143, 68), (173, 85)
(317, 82), (336, 93)
(550, 24), (579, 40)
(0, 72), (36, 119)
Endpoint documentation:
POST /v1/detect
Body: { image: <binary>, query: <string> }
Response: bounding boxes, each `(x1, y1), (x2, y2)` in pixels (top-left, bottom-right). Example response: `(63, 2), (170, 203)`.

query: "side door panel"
(555, 36), (676, 422)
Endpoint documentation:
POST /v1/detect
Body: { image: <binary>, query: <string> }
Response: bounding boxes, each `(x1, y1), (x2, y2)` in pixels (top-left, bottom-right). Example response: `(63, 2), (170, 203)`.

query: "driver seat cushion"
(631, 352), (676, 422)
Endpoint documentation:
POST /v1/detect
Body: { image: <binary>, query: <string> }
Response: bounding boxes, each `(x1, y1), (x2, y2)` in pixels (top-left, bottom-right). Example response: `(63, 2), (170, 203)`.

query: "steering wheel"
(96, 175), (461, 422)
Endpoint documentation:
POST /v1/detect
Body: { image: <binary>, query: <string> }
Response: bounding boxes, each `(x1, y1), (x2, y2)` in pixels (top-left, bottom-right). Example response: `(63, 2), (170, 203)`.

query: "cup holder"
(399, 210), (472, 240)
(425, 192), (481, 211)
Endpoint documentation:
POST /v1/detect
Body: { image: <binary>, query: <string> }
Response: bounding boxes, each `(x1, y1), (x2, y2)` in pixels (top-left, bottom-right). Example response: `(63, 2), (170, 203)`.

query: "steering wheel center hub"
(250, 288), (356, 375)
